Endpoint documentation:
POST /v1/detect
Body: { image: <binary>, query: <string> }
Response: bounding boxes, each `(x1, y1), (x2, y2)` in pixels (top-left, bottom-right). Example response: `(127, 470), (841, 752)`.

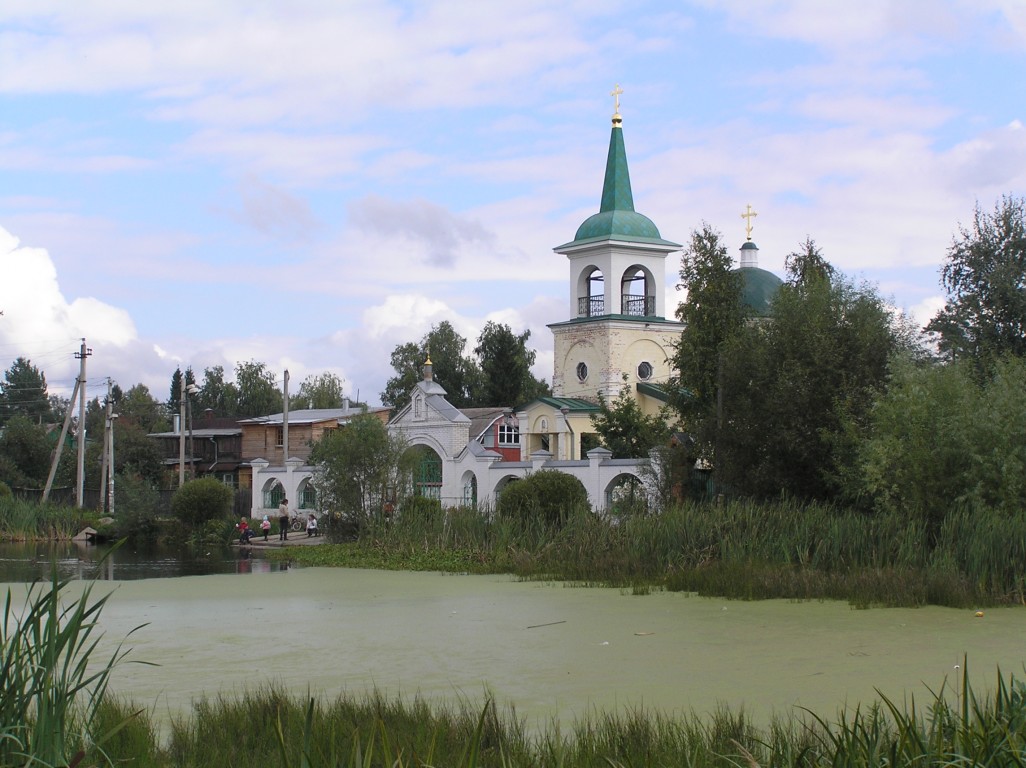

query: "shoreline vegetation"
(5, 495), (1026, 764)
(272, 498), (1026, 610)
(3, 494), (1026, 608)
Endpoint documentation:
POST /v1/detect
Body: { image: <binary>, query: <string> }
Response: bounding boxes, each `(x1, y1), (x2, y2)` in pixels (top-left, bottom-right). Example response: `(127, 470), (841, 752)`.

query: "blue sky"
(1, 1), (1025, 407)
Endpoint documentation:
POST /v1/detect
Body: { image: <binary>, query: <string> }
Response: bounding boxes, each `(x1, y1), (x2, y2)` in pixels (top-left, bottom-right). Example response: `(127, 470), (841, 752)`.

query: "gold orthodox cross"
(611, 84), (623, 115)
(741, 203), (758, 241)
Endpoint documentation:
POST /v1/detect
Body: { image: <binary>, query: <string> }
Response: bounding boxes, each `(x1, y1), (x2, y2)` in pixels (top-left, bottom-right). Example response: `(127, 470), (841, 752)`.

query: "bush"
(497, 470), (589, 528)
(400, 495), (442, 518)
(171, 477), (234, 530)
(110, 473), (161, 544)
(0, 480), (10, 498)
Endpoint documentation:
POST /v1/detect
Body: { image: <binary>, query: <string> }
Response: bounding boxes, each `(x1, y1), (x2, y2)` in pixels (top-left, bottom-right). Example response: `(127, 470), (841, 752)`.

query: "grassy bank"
(275, 499), (1026, 608)
(66, 667), (1026, 767)
(0, 496), (90, 541)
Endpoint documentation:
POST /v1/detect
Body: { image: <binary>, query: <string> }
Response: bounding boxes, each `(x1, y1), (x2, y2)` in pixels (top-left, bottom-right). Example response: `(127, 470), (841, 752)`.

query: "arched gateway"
(387, 361), (652, 512)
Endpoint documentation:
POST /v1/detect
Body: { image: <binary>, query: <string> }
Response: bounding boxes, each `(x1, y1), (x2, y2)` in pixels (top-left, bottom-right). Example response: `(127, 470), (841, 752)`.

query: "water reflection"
(0, 540), (293, 582)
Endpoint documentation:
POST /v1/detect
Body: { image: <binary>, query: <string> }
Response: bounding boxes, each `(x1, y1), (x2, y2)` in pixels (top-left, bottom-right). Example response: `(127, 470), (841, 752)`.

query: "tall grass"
(0, 496), (87, 541)
(0, 560), (148, 766)
(38, 666), (1026, 767)
(282, 498), (1026, 607)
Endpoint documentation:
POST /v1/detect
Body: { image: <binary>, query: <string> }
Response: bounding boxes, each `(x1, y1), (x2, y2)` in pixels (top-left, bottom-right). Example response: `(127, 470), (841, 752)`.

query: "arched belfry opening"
(620, 265), (655, 316)
(577, 266), (605, 317)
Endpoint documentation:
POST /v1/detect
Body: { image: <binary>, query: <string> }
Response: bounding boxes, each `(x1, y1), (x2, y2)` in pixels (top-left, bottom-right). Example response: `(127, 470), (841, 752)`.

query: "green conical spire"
(569, 109), (673, 245)
(566, 92), (677, 244)
(599, 120), (635, 213)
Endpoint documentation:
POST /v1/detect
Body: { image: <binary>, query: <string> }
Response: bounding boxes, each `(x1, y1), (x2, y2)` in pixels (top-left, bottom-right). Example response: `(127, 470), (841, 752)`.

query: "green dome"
(733, 266), (783, 317)
(574, 209), (662, 241)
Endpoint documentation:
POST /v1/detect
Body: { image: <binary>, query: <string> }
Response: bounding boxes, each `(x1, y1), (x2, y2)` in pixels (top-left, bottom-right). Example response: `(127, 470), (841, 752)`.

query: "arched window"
(462, 474), (477, 507)
(578, 268), (604, 317)
(408, 446), (442, 500)
(621, 266), (654, 316)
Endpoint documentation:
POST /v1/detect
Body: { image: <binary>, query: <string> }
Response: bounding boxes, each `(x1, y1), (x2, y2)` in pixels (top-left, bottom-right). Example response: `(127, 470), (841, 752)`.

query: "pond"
(0, 540), (288, 582)
(11, 567), (1024, 737)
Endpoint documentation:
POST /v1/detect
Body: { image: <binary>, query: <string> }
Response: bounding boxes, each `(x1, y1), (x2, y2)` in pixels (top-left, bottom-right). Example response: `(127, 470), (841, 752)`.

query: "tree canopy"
(193, 365), (239, 417)
(292, 372), (346, 410)
(381, 320), (548, 412)
(0, 414), (56, 488)
(590, 375), (670, 459)
(714, 241), (920, 501)
(310, 413), (411, 532)
(473, 321), (550, 407)
(0, 358), (52, 426)
(168, 361), (283, 418)
(927, 195), (1026, 369)
(667, 224), (746, 445)
(381, 321), (481, 411)
(118, 384), (168, 434)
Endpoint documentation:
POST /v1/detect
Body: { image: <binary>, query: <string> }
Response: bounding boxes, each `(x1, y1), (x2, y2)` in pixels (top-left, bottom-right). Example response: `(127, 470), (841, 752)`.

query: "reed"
(0, 559), (148, 766)
(277, 497), (1026, 607)
(69, 666), (1026, 766)
(0, 496), (88, 541)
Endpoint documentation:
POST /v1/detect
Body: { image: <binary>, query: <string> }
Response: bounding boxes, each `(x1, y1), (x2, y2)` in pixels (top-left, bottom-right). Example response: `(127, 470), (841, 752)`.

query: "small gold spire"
(610, 83), (623, 125)
(741, 203), (758, 241)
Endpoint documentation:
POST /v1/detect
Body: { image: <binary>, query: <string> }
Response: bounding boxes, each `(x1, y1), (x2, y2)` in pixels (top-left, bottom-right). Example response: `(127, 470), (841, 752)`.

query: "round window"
(637, 361), (653, 380)
(576, 362), (588, 382)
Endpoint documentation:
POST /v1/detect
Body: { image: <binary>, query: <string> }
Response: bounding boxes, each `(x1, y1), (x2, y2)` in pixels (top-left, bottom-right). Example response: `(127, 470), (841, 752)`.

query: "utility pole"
(283, 369), (291, 507)
(178, 374), (186, 488)
(99, 378), (112, 512)
(108, 412), (117, 514)
(282, 369), (290, 461)
(187, 383), (198, 479)
(42, 377), (80, 503)
(74, 339), (91, 508)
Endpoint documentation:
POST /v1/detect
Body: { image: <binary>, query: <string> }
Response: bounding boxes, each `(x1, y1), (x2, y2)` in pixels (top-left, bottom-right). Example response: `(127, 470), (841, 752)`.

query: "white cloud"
(0, 224), (146, 393)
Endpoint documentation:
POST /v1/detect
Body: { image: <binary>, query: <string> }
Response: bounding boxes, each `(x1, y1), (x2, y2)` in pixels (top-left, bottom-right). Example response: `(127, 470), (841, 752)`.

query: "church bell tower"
(548, 87), (684, 404)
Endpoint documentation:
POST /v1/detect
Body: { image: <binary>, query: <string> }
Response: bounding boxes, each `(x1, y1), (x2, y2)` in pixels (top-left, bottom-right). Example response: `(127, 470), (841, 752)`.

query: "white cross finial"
(611, 84), (623, 116)
(741, 203), (758, 241)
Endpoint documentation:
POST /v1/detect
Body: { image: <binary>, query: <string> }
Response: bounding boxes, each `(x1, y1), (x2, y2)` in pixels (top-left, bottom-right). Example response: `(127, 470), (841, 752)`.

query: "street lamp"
(186, 383), (200, 479)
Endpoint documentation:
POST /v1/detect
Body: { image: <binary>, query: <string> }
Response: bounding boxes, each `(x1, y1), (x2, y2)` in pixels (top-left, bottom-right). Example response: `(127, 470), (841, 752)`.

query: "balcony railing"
(621, 294), (655, 317)
(578, 296), (605, 317)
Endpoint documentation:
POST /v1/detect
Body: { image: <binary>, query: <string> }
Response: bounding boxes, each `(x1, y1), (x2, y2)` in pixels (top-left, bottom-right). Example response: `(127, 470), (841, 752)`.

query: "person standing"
(278, 498), (290, 541)
(260, 515), (271, 542)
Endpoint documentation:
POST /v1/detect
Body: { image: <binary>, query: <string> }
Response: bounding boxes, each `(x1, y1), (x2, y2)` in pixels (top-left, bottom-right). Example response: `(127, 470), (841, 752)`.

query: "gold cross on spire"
(611, 83), (623, 117)
(741, 203), (758, 241)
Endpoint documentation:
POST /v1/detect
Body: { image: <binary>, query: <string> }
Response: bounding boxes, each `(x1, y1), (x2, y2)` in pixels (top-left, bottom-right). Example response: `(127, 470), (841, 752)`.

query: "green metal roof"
(548, 314), (683, 329)
(565, 122), (677, 247)
(733, 266), (783, 317)
(636, 381), (670, 402)
(575, 209), (662, 241)
(519, 396), (599, 413)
